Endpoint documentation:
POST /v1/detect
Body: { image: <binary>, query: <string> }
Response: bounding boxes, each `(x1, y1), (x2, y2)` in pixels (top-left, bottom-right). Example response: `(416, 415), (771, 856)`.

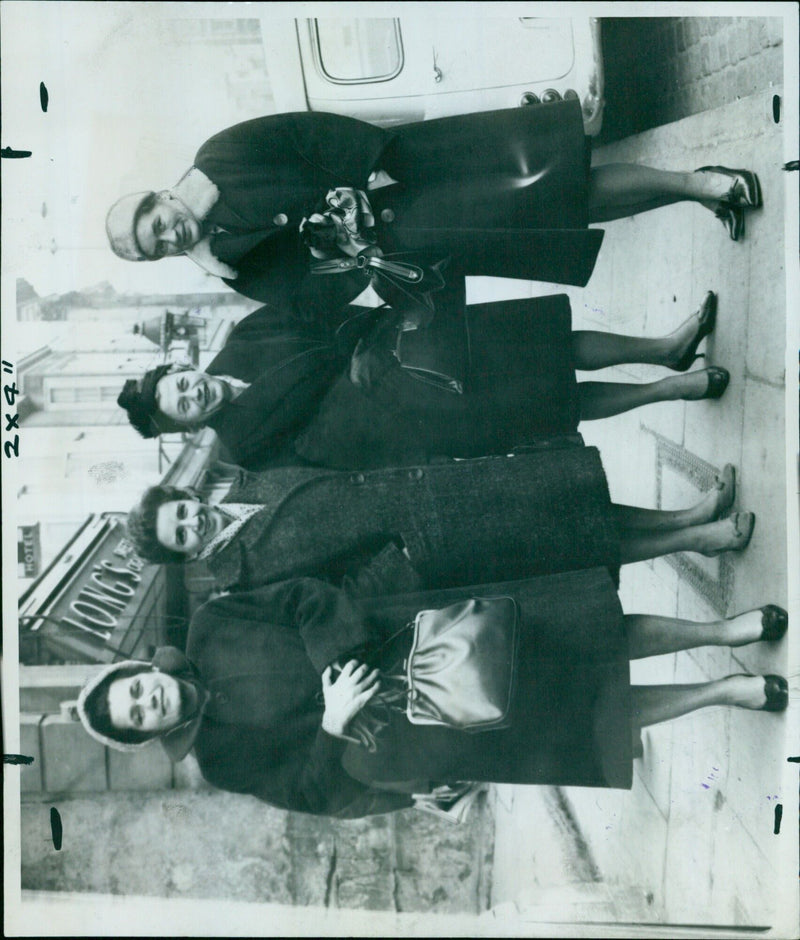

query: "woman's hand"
(321, 660), (381, 737)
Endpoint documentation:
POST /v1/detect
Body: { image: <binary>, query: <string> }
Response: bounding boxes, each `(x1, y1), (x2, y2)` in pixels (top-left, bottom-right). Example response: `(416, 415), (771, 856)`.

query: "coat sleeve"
(342, 542), (423, 598)
(199, 720), (412, 818)
(287, 112), (394, 184)
(223, 303), (320, 341)
(189, 591), (413, 817)
(196, 113), (392, 188)
(274, 577), (382, 673)
(203, 579), (381, 674)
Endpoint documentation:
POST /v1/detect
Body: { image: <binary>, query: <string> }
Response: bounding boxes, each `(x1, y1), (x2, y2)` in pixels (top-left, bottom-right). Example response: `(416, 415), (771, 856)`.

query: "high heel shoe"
(714, 203), (746, 241)
(700, 366), (730, 400)
(758, 605), (788, 642)
(709, 463), (736, 518)
(672, 291), (718, 372)
(731, 511), (756, 551)
(697, 166), (763, 209)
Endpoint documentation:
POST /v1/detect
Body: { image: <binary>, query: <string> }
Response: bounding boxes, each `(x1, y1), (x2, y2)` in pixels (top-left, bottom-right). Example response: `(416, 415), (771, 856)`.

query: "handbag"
(311, 250), (449, 329)
(405, 596), (519, 731)
(391, 313), (466, 394)
(340, 298), (467, 396)
(339, 595), (519, 752)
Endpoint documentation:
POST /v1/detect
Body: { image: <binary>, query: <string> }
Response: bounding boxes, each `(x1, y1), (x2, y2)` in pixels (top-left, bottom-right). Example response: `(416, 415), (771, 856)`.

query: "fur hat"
(106, 192), (154, 261)
(117, 363), (185, 438)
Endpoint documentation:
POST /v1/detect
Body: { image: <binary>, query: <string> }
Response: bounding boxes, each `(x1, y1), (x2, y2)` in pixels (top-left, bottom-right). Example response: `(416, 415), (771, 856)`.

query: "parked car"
(265, 16), (605, 135)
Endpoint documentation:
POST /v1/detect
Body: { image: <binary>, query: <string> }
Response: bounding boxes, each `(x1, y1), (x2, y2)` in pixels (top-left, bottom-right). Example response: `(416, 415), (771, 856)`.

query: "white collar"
(215, 374), (249, 397)
(196, 503), (262, 561)
(172, 166), (222, 222)
(169, 167), (239, 280)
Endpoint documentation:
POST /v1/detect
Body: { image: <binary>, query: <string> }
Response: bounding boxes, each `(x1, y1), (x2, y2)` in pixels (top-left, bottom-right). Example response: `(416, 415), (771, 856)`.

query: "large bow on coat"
(301, 188), (449, 329)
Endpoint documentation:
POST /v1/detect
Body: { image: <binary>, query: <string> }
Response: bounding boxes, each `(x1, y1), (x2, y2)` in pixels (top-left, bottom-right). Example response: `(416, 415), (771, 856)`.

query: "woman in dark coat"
(293, 286), (723, 470)
(78, 568), (788, 818)
(329, 572), (788, 793)
(77, 576), (787, 817)
(106, 101), (760, 315)
(119, 287), (727, 473)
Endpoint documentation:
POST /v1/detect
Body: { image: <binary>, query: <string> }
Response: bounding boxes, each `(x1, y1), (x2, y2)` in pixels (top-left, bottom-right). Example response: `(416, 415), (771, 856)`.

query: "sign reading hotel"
(17, 523), (41, 579)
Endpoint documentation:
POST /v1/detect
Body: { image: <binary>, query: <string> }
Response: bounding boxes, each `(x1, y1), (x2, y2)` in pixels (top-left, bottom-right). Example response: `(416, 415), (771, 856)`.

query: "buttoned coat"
(203, 294), (580, 471)
(177, 571), (631, 818)
(198, 444), (619, 595)
(193, 102), (604, 312)
(179, 579), (413, 817)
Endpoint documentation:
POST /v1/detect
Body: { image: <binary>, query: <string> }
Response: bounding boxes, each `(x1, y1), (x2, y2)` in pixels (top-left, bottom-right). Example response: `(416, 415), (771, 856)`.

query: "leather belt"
(311, 254), (425, 284)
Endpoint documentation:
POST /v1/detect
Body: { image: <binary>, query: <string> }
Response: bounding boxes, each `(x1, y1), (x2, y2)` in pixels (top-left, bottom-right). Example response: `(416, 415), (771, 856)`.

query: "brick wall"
(22, 789), (494, 912)
(20, 665), (196, 796)
(20, 666), (494, 912)
(600, 16), (784, 142)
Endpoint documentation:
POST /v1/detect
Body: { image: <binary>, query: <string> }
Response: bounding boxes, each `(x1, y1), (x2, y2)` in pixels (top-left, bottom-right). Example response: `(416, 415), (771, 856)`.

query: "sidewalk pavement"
(482, 88), (796, 930)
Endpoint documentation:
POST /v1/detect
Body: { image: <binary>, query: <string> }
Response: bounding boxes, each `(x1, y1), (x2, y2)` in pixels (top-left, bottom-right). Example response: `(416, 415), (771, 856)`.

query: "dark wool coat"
(203, 294), (580, 472)
(344, 567), (633, 792)
(183, 580), (413, 817)
(203, 306), (348, 469)
(181, 572), (631, 818)
(193, 103), (604, 311)
(199, 444), (619, 595)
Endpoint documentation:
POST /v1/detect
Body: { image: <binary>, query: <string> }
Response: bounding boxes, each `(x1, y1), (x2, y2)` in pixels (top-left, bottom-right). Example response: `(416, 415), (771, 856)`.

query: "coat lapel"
(210, 229), (276, 266)
(224, 467), (340, 534)
(207, 539), (246, 593)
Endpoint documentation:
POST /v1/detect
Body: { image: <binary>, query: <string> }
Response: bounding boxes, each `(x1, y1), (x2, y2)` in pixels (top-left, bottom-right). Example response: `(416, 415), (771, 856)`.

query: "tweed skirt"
(343, 567), (633, 791)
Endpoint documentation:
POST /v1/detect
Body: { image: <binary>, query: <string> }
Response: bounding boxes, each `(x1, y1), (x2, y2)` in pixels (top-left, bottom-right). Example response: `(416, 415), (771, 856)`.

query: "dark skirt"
(381, 100), (592, 232)
(343, 568), (633, 791)
(370, 100), (603, 286)
(293, 293), (579, 470)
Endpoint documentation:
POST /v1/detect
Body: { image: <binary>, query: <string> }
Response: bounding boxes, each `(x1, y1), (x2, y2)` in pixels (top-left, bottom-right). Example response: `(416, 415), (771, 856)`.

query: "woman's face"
(154, 370), (230, 427)
(107, 669), (184, 733)
(155, 499), (228, 556)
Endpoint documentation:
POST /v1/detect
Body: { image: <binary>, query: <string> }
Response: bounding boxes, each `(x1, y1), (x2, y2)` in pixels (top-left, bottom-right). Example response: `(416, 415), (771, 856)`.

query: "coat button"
(273, 213), (289, 226)
(214, 692), (228, 705)
(407, 468), (424, 481)
(350, 472), (366, 485)
(380, 208), (395, 223)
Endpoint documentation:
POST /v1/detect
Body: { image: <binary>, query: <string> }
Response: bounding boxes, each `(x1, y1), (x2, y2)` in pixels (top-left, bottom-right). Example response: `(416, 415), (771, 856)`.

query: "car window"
(312, 18), (403, 83)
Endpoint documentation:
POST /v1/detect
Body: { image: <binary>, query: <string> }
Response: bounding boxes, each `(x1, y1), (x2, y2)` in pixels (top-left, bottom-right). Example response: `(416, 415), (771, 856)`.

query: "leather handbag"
(405, 596), (519, 731)
(311, 250), (448, 327)
(341, 299), (467, 396)
(392, 319), (465, 394)
(340, 595), (519, 752)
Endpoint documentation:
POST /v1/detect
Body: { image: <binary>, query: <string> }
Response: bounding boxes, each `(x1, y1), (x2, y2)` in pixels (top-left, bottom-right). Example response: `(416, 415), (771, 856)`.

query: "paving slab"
(490, 86), (792, 930)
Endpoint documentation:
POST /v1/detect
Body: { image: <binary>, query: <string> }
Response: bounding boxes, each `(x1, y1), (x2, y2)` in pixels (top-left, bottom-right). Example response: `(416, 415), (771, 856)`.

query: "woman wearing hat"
(77, 575), (788, 819)
(105, 102), (762, 316)
(116, 287), (727, 473)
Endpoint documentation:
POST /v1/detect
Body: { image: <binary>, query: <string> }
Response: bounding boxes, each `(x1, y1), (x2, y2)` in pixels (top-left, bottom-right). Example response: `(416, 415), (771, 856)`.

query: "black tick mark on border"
(50, 808), (63, 850)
